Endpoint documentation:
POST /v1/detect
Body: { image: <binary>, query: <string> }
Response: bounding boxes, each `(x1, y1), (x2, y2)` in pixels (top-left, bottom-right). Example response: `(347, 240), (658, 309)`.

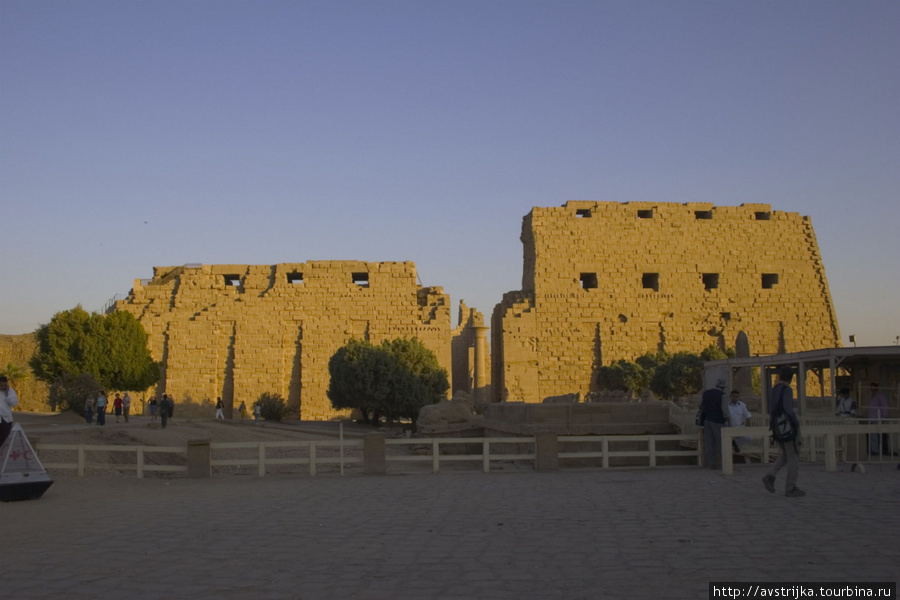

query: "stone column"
(473, 326), (489, 404)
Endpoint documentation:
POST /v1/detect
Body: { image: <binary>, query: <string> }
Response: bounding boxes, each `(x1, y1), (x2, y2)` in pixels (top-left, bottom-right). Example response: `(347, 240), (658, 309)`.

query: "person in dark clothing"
(762, 366), (805, 497)
(700, 379), (728, 469)
(159, 394), (172, 429)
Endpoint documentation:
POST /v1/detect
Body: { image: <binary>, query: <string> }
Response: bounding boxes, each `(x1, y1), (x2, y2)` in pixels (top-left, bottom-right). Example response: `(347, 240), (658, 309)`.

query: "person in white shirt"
(726, 390), (752, 453)
(0, 375), (19, 448)
(835, 388), (857, 418)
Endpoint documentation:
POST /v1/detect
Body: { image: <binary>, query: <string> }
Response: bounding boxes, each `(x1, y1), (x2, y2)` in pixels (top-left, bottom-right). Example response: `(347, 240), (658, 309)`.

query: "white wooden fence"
(35, 433), (704, 478)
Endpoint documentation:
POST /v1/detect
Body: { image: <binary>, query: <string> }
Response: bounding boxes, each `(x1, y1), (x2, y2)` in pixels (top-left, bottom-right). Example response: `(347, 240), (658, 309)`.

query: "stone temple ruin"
(490, 201), (840, 403)
(114, 261), (470, 420)
(114, 201), (839, 419)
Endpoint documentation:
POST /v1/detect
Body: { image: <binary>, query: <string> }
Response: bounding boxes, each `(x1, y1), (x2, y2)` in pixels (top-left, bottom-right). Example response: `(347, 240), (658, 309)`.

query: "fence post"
(825, 432), (837, 472)
(258, 443), (266, 478)
(187, 439), (211, 479)
(722, 430), (733, 475)
(309, 442), (317, 477)
(535, 433), (558, 471)
(483, 439), (490, 473)
(137, 447), (144, 479)
(649, 436), (657, 468)
(602, 437), (610, 469)
(432, 439), (440, 473)
(364, 433), (386, 475)
(77, 446), (85, 477)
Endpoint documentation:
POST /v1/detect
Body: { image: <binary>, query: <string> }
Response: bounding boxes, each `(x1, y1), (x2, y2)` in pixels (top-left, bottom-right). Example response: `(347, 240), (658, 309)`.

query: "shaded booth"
(704, 346), (900, 463)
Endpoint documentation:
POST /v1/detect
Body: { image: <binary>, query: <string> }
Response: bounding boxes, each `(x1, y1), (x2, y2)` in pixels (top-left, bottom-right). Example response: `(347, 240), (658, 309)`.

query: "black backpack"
(769, 384), (798, 443)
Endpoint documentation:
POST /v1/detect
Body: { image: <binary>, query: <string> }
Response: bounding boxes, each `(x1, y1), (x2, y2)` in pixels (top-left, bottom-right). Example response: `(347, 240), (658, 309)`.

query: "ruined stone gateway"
(113, 200), (840, 418)
(491, 201), (840, 403)
(115, 262), (455, 419)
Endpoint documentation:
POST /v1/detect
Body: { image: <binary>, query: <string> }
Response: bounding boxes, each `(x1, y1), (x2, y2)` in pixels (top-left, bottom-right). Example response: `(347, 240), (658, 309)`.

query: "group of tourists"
(84, 391), (134, 426)
(82, 392), (175, 428)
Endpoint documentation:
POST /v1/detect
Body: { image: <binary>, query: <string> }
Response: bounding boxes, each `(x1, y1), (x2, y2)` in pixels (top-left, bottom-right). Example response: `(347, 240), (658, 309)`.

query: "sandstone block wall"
(116, 261), (453, 420)
(492, 201), (840, 403)
(0, 334), (50, 412)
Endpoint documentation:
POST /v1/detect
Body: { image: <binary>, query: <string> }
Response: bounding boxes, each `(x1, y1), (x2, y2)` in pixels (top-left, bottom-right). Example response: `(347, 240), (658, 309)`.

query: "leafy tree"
(327, 337), (449, 424)
(636, 350), (670, 373)
(380, 338), (449, 419)
(649, 352), (704, 400)
(327, 339), (393, 424)
(31, 306), (159, 392)
(254, 392), (288, 422)
(595, 359), (649, 394)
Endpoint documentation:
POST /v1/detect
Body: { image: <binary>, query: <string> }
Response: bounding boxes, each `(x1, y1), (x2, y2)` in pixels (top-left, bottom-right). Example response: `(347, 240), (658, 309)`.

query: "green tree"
(31, 306), (160, 392)
(595, 359), (649, 394)
(327, 339), (393, 424)
(380, 337), (449, 418)
(636, 350), (670, 373)
(327, 337), (449, 424)
(649, 352), (704, 400)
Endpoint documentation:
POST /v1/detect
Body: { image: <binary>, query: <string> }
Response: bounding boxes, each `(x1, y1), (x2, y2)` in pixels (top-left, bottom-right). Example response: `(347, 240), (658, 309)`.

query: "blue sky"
(2, 1), (898, 347)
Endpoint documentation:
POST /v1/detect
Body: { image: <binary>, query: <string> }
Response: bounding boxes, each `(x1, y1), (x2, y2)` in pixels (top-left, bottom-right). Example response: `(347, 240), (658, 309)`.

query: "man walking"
(762, 366), (805, 497)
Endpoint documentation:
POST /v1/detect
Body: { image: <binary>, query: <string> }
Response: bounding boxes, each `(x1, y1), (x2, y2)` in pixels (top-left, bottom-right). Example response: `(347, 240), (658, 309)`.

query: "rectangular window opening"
(287, 272), (304, 284)
(224, 274), (241, 287)
(580, 273), (598, 289)
(575, 209), (592, 218)
(695, 210), (713, 220)
(352, 273), (370, 287)
(762, 273), (779, 289)
(755, 211), (771, 221)
(637, 209), (654, 219)
(702, 273), (719, 290)
(642, 273), (659, 292)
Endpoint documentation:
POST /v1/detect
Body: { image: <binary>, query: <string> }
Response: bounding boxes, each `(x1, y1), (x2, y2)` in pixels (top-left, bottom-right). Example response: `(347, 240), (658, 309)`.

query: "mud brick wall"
(115, 261), (452, 420)
(492, 201), (840, 403)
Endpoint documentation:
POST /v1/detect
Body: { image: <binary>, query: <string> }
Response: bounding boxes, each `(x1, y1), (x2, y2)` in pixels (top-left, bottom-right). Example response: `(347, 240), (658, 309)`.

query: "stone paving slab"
(1, 464), (898, 599)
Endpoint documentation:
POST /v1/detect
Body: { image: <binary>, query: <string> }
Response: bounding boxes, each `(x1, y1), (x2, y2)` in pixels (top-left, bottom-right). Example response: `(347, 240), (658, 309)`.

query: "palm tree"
(1, 362), (28, 386)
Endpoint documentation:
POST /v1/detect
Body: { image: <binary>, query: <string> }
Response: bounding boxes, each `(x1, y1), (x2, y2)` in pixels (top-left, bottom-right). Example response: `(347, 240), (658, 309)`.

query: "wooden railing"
(37, 444), (187, 477)
(720, 420), (900, 475)
(36, 432), (704, 478)
(210, 440), (364, 477)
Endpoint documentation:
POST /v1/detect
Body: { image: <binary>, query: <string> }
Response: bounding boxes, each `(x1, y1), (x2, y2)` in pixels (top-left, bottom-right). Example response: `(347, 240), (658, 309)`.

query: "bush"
(48, 373), (102, 415)
(254, 392), (288, 422)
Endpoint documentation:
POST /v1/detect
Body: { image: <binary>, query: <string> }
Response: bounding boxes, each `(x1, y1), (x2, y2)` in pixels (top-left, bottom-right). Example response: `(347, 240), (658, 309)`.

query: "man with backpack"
(762, 366), (805, 497)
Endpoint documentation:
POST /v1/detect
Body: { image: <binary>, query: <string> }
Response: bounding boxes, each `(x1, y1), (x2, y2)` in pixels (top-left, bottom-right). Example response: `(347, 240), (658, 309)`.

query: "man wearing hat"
(699, 378), (729, 469)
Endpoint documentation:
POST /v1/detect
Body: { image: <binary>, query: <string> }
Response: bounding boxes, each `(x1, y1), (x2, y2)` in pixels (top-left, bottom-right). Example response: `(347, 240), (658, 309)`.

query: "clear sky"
(2, 1), (898, 347)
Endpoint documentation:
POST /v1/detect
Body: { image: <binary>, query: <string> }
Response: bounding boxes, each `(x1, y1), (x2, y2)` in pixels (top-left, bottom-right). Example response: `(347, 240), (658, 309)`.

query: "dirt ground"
(12, 410), (370, 447)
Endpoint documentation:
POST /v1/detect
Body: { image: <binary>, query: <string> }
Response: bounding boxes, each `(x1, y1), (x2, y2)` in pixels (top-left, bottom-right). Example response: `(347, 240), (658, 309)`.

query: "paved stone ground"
(2, 464), (898, 600)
